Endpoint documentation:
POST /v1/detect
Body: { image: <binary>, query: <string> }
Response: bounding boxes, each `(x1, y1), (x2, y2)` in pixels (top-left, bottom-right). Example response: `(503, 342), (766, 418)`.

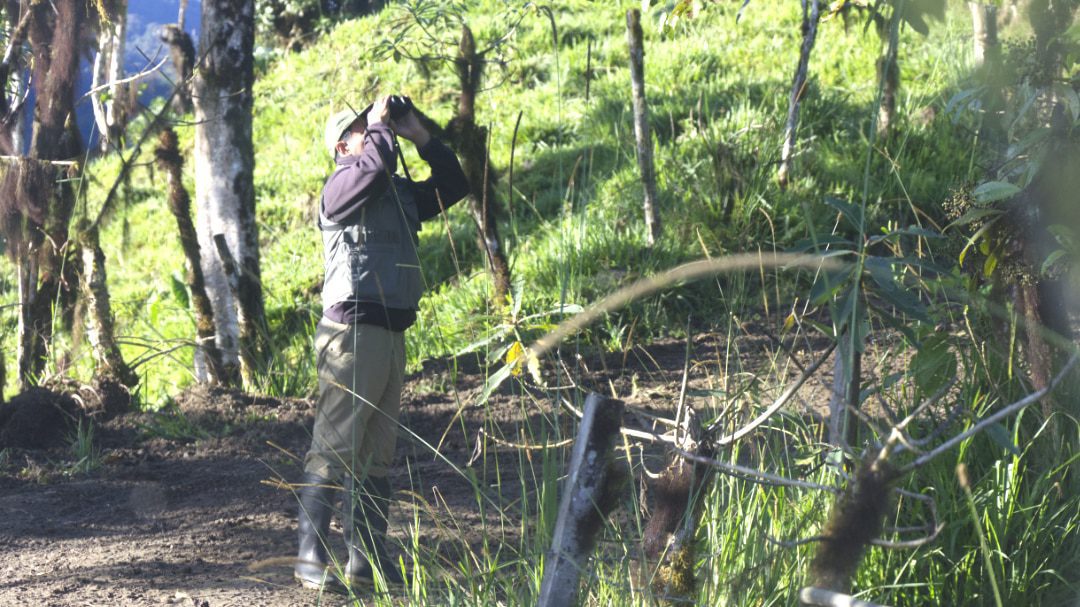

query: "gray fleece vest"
(320, 175), (423, 311)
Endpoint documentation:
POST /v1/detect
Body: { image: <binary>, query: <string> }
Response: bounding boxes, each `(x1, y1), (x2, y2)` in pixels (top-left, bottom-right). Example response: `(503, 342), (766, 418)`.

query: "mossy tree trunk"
(0, 157), (77, 389)
(77, 223), (137, 390)
(803, 457), (895, 602)
(451, 24), (511, 308)
(155, 128), (228, 385)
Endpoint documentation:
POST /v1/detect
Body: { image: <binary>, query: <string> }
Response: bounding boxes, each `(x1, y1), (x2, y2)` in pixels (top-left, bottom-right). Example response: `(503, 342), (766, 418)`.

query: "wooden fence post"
(538, 393), (625, 607)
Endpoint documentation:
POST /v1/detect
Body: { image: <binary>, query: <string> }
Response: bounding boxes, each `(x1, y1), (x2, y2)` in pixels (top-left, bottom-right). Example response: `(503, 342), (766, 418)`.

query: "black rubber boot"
(344, 475), (407, 587)
(294, 472), (346, 593)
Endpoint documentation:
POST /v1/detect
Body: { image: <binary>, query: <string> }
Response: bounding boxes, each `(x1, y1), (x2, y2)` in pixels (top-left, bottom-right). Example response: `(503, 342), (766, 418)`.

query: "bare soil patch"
(0, 327), (842, 606)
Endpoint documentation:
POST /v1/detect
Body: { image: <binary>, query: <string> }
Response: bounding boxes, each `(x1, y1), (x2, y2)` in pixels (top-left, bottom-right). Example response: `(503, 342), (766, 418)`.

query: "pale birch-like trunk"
(91, 0), (127, 152)
(192, 0), (263, 386)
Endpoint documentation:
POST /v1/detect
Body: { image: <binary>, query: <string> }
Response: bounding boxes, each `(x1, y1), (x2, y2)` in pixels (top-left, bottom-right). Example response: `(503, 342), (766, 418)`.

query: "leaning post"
(538, 393), (625, 607)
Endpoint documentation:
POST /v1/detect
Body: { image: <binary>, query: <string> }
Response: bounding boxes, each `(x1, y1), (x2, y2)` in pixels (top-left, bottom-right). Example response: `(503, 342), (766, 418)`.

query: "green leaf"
(986, 423), (1022, 458)
(946, 207), (1003, 230)
(810, 266), (856, 305)
(147, 293), (161, 327)
(790, 235), (856, 252)
(824, 196), (864, 231)
(911, 335), (956, 397)
(867, 227), (941, 246)
(1051, 83), (1080, 122)
(983, 252), (998, 277)
(973, 181), (1021, 205)
(476, 362), (514, 405)
(170, 273), (189, 310)
(865, 257), (930, 322)
(1041, 249), (1067, 275)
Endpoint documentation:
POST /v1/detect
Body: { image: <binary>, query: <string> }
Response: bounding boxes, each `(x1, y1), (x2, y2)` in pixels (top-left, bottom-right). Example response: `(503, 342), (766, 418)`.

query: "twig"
(476, 426), (573, 451)
(673, 446), (840, 494)
(712, 342), (836, 442)
(80, 56), (169, 100)
(764, 533), (828, 548)
(904, 353), (1080, 472)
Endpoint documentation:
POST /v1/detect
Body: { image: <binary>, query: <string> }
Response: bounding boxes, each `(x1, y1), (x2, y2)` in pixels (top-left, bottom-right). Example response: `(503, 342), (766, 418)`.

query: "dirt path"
(0, 330), (835, 606)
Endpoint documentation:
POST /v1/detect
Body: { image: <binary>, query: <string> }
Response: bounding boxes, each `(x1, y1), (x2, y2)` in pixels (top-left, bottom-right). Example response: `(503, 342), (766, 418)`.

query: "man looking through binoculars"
(294, 95), (468, 593)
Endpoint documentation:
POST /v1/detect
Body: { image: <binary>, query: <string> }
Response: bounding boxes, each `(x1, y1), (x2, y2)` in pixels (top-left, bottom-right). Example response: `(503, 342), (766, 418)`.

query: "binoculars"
(386, 95), (413, 120)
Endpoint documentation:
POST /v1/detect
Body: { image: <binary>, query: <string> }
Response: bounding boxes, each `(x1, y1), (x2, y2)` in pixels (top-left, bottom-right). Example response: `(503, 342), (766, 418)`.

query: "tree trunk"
(641, 408), (709, 600)
(28, 0), (84, 161)
(777, 0), (820, 190)
(803, 457), (895, 601)
(625, 9), (661, 246)
(0, 1), (32, 155)
(876, 53), (898, 139)
(453, 24), (511, 307)
(77, 224), (137, 389)
(155, 128), (227, 385)
(14, 0), (86, 385)
(828, 335), (861, 448)
(1, 156), (76, 389)
(192, 0), (264, 387)
(538, 393), (625, 607)
(91, 0), (128, 152)
(969, 2), (1000, 70)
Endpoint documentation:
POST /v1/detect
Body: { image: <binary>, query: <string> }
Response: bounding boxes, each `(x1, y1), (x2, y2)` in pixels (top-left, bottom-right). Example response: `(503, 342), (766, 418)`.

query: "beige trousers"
(303, 317), (405, 480)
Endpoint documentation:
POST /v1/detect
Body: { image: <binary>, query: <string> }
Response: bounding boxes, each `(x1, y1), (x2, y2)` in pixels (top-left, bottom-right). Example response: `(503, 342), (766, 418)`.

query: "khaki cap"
(324, 109), (362, 157)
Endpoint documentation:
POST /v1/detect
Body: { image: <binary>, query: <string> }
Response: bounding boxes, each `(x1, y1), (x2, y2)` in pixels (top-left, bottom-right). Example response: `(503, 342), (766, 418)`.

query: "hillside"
(4, 1), (1080, 606)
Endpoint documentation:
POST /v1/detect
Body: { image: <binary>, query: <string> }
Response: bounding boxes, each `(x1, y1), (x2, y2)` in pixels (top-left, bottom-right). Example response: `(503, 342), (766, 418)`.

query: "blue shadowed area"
(63, 0), (202, 153)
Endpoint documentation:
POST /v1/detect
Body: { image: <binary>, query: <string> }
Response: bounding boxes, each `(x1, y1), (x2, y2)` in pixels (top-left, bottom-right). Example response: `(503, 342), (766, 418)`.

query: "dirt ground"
(0, 328), (837, 607)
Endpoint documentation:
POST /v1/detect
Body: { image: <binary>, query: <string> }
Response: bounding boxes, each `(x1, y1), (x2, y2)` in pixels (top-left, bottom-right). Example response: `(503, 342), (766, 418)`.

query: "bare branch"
(904, 353), (1080, 472)
(674, 446), (840, 494)
(713, 342), (836, 442)
(528, 254), (845, 362)
(80, 56), (168, 100)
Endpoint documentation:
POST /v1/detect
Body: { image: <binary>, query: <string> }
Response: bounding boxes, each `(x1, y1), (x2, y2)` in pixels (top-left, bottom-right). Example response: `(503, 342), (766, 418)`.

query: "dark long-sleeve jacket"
(320, 123), (469, 330)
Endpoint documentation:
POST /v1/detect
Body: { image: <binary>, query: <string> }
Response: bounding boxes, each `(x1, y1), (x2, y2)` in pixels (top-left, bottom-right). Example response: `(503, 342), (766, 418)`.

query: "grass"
(66, 418), (102, 476)
(2, 0), (1078, 604)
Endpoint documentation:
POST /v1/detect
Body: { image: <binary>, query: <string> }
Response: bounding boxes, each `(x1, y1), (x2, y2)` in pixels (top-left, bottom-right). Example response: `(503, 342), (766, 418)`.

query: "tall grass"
(1, 0), (1076, 604)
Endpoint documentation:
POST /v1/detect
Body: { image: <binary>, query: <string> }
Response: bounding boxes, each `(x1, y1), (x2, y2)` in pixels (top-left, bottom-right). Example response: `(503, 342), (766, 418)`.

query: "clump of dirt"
(80, 377), (133, 418)
(0, 386), (80, 449)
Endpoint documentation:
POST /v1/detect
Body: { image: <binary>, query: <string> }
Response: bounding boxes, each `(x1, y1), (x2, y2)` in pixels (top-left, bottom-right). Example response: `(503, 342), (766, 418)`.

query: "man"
(295, 95), (468, 593)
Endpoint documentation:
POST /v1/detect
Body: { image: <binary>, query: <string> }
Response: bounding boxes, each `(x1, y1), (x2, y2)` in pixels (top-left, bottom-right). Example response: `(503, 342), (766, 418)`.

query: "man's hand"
(367, 96), (391, 126)
(391, 110), (431, 148)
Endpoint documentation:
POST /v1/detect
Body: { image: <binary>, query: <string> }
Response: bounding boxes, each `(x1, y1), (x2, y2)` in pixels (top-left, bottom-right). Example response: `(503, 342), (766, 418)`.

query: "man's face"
(337, 117), (367, 157)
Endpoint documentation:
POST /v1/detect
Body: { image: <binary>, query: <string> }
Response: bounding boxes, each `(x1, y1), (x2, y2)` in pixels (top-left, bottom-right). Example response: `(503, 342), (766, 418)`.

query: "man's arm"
(392, 110), (469, 221)
(321, 123), (397, 224)
(413, 139), (470, 221)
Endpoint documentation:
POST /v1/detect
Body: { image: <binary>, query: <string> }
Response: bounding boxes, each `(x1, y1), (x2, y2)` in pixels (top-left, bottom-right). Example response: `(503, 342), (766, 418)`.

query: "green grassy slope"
(6, 0), (974, 402)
